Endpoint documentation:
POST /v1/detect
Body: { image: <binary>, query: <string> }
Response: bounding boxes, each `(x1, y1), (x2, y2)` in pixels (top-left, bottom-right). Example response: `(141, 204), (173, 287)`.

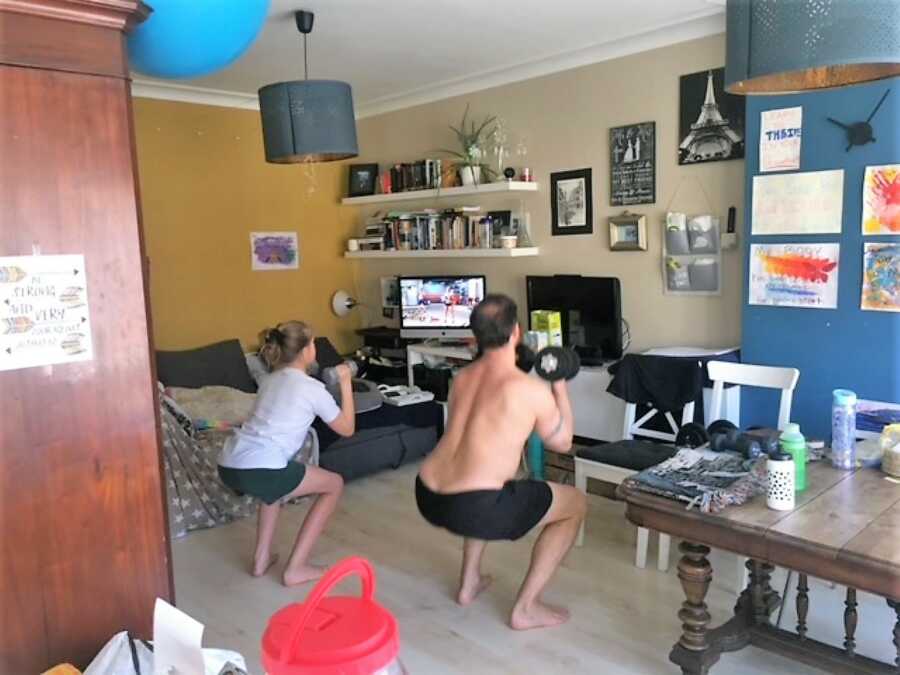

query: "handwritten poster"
(749, 243), (839, 309)
(759, 106), (802, 172)
(751, 170), (844, 235)
(0, 255), (94, 371)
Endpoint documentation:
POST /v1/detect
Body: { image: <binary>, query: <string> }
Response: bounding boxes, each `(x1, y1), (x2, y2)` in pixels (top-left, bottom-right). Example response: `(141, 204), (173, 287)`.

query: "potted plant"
(439, 104), (497, 186)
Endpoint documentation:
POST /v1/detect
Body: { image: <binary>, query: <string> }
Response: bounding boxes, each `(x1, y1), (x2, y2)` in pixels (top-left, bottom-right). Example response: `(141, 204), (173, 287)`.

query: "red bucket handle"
(278, 556), (376, 664)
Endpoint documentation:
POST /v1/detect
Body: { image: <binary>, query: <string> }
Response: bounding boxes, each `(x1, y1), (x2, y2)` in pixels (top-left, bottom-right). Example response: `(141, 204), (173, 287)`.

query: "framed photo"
(610, 122), (655, 206)
(551, 168), (593, 236)
(678, 67), (745, 165)
(348, 163), (378, 197)
(608, 213), (647, 251)
(250, 232), (299, 271)
(380, 276), (400, 308)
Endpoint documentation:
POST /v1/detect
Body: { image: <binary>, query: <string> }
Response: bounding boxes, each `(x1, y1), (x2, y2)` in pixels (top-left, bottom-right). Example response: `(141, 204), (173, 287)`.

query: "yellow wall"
(133, 98), (361, 353)
(353, 34), (744, 351)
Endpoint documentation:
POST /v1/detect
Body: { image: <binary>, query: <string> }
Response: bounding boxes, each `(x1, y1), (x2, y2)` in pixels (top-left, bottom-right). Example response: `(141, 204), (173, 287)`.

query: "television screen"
(400, 276), (485, 332)
(526, 275), (622, 363)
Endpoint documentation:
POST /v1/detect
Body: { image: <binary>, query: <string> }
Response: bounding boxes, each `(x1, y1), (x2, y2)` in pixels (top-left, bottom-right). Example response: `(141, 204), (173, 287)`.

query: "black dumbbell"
(707, 419), (763, 459)
(515, 343), (537, 374)
(675, 422), (710, 449)
(533, 346), (581, 382)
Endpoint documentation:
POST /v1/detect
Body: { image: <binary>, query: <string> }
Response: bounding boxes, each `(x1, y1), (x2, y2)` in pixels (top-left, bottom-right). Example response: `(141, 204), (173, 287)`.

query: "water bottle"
(779, 423), (807, 492)
(766, 450), (796, 511)
(831, 389), (857, 470)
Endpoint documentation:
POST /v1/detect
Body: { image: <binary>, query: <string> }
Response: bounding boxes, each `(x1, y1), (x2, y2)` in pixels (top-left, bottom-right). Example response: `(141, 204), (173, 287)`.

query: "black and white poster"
(678, 67), (745, 165)
(610, 121), (656, 206)
(551, 168), (593, 236)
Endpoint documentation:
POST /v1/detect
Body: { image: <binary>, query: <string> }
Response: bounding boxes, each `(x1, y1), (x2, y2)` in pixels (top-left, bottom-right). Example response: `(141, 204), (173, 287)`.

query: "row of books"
(386, 159), (443, 193)
(371, 208), (500, 251)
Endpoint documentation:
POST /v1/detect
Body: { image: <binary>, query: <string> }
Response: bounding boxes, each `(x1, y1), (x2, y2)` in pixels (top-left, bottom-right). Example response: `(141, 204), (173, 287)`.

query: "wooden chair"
(574, 398), (695, 571)
(706, 360), (800, 592)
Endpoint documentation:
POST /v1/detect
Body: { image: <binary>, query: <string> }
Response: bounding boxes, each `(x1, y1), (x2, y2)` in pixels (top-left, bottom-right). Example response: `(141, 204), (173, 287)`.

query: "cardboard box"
(530, 310), (563, 347)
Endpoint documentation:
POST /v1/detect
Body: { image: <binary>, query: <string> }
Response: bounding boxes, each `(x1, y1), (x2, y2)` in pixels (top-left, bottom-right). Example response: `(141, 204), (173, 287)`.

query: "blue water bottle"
(831, 389), (857, 470)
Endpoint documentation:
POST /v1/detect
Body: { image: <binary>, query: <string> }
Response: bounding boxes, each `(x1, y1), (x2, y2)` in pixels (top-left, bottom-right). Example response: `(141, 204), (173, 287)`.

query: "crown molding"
(0, 0), (149, 30)
(131, 10), (725, 118)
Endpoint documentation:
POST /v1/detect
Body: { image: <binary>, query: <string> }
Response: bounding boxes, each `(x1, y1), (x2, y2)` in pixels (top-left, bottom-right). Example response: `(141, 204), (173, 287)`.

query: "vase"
(459, 165), (481, 186)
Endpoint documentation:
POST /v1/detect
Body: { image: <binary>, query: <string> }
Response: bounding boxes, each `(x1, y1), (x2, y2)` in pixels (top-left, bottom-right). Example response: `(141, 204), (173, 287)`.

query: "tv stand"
(406, 342), (475, 387)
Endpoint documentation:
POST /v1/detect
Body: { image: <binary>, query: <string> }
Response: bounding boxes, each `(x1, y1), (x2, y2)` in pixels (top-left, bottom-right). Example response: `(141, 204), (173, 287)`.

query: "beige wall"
(351, 34), (743, 351)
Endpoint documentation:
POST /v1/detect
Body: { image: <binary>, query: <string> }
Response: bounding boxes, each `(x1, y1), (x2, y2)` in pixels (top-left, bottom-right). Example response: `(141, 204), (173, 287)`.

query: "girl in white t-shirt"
(218, 321), (355, 586)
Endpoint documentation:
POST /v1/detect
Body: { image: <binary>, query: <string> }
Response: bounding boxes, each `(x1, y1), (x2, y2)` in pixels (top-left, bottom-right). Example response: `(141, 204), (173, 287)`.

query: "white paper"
(154, 598), (205, 675)
(751, 170), (844, 235)
(250, 231), (300, 270)
(759, 106), (802, 172)
(0, 255), (94, 372)
(749, 243), (840, 309)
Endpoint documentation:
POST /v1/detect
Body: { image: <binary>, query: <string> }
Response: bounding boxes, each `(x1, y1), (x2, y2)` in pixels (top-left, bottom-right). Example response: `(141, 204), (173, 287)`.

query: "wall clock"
(827, 89), (890, 152)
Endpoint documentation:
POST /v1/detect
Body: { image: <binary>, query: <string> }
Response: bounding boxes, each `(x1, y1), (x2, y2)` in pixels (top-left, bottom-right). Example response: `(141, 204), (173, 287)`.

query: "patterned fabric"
(160, 402), (256, 539)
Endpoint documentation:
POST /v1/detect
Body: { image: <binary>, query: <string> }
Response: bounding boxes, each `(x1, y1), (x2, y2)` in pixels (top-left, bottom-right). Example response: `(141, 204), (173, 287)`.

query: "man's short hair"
(471, 294), (518, 351)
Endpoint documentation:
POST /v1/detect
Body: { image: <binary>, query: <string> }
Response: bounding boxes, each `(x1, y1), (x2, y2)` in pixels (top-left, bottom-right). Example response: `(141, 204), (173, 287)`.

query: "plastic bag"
(83, 632), (247, 675)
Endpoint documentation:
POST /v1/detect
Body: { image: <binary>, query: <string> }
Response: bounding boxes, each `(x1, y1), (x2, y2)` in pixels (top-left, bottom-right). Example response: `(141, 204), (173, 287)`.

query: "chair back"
(707, 361), (799, 431)
(623, 400), (695, 443)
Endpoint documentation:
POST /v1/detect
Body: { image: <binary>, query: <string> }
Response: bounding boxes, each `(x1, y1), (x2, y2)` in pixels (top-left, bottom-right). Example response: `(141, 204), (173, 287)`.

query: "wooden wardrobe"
(0, 2), (173, 671)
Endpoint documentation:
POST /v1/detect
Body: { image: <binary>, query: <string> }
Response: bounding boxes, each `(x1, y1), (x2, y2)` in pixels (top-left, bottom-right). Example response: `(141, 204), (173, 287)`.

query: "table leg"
(843, 588), (857, 657)
(888, 598), (899, 669)
(796, 574), (809, 641)
(670, 542), (720, 675)
(748, 559), (776, 627)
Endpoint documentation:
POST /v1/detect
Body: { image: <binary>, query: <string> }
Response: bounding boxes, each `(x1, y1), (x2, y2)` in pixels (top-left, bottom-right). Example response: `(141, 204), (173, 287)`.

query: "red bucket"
(262, 557), (403, 675)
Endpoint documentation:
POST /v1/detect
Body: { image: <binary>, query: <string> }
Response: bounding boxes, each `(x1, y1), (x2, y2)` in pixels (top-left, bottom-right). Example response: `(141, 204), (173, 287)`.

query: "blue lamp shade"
(726, 0), (900, 94)
(258, 80), (359, 163)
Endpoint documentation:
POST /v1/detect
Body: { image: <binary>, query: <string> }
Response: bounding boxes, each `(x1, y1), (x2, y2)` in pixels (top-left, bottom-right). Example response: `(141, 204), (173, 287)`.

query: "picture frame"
(551, 168), (593, 236)
(608, 213), (647, 251)
(610, 122), (656, 206)
(678, 68), (745, 165)
(348, 163), (379, 197)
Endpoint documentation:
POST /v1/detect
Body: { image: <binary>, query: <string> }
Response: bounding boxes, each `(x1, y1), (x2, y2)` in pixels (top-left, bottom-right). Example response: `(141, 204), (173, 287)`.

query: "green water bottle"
(780, 423), (807, 492)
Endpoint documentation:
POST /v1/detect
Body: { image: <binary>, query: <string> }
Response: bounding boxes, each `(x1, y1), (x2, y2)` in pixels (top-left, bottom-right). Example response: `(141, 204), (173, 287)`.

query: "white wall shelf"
(344, 247), (539, 260)
(341, 181), (538, 206)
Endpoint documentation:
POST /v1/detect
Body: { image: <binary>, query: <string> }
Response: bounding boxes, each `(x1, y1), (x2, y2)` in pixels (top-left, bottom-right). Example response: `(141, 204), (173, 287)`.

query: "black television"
(526, 275), (623, 364)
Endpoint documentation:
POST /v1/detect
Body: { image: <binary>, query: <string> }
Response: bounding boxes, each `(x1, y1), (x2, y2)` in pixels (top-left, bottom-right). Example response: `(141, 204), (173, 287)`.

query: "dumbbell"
(515, 343), (537, 373)
(707, 419), (763, 459)
(533, 346), (581, 382)
(321, 360), (359, 386)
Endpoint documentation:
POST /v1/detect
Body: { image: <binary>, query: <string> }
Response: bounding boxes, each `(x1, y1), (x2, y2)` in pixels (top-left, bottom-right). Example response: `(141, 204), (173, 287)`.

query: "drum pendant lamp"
(258, 11), (358, 163)
(726, 0), (900, 94)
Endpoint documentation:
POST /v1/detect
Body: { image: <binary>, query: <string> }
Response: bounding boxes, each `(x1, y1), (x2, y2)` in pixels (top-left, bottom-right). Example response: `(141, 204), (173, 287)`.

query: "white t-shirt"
(218, 368), (341, 470)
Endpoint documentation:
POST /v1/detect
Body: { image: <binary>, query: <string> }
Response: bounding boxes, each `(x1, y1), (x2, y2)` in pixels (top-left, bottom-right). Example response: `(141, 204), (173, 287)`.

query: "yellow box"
(530, 310), (563, 347)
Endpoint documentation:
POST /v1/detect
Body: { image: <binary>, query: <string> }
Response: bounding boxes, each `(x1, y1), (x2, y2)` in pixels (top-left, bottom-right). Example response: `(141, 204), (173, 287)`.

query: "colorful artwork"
(250, 232), (299, 270)
(749, 243), (840, 309)
(861, 243), (900, 312)
(862, 164), (900, 234)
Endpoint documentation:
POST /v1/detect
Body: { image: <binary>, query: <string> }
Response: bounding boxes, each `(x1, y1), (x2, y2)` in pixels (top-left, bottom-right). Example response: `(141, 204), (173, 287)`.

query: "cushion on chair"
(576, 440), (678, 472)
(157, 339), (257, 393)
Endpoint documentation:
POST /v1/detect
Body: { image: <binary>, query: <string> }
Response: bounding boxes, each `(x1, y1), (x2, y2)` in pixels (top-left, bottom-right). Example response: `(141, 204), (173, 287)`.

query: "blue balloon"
(128, 0), (270, 79)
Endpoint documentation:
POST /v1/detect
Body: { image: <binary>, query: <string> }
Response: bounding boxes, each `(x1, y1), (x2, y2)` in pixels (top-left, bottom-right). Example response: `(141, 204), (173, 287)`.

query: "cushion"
(576, 440), (678, 472)
(166, 385), (257, 430)
(157, 339), (257, 393)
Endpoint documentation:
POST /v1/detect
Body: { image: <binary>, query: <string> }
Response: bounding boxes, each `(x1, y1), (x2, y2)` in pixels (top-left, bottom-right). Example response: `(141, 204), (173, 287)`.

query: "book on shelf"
(372, 207), (496, 252)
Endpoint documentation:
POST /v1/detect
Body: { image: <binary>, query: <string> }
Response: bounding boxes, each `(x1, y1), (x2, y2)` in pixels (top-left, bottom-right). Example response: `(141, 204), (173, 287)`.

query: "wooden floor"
(172, 463), (890, 674)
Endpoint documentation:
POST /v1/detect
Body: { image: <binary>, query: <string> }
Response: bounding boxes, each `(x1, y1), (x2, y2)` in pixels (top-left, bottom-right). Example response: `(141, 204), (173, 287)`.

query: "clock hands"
(866, 89), (890, 123)
(827, 117), (851, 130)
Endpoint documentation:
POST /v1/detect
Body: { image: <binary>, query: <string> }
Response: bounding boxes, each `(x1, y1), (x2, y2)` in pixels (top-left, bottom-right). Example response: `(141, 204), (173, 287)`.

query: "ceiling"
(132, 0), (726, 118)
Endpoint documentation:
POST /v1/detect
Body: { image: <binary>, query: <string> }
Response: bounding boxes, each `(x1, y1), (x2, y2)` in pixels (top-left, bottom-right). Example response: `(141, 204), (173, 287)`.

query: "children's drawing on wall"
(749, 243), (839, 309)
(250, 232), (299, 270)
(861, 243), (900, 312)
(861, 164), (900, 235)
(759, 106), (802, 173)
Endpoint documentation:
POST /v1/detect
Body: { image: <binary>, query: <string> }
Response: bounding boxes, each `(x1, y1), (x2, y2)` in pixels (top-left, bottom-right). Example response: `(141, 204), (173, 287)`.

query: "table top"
(620, 462), (900, 600)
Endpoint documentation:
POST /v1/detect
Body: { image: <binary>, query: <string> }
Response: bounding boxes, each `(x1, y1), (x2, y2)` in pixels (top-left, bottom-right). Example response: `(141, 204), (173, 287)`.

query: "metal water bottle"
(831, 389), (857, 470)
(767, 450), (796, 511)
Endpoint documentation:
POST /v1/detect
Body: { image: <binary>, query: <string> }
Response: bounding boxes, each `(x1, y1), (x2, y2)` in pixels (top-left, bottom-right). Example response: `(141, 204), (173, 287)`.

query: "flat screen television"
(526, 275), (623, 364)
(399, 275), (486, 339)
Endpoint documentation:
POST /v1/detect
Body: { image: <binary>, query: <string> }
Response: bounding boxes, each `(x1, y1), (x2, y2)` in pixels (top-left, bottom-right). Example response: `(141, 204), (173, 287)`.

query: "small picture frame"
(348, 163), (378, 197)
(608, 213), (647, 251)
(551, 168), (593, 236)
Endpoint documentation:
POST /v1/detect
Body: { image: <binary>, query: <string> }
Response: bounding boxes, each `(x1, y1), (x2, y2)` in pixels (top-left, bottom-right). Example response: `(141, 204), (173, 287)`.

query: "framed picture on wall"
(678, 67), (745, 165)
(610, 122), (655, 206)
(551, 168), (593, 236)
(348, 163), (378, 197)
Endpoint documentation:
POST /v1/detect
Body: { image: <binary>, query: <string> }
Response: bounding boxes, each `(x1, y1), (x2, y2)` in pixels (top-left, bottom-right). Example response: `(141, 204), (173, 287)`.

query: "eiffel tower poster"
(678, 67), (745, 165)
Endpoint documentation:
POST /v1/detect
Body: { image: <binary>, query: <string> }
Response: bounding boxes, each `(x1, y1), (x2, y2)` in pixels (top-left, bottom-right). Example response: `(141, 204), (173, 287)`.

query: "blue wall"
(741, 77), (899, 439)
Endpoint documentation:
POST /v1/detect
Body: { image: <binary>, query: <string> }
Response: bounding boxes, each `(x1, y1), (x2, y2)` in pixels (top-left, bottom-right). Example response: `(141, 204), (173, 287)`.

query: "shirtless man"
(416, 294), (587, 630)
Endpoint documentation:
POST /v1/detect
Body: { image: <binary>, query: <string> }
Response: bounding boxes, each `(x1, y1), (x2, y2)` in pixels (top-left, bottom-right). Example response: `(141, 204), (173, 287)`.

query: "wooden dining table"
(619, 461), (900, 674)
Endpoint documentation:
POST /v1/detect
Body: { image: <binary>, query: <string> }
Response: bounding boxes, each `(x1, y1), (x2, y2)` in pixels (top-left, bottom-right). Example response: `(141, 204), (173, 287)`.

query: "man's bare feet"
(283, 564), (327, 587)
(509, 600), (570, 630)
(457, 574), (493, 606)
(252, 553), (279, 577)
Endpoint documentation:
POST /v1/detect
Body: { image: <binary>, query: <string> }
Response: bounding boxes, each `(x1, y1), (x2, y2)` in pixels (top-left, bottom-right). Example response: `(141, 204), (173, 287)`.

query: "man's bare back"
(419, 352), (556, 493)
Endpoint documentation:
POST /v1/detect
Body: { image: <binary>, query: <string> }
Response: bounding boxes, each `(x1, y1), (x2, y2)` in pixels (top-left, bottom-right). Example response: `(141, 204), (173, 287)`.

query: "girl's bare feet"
(252, 553), (279, 577)
(283, 563), (326, 587)
(457, 573), (493, 606)
(509, 600), (570, 630)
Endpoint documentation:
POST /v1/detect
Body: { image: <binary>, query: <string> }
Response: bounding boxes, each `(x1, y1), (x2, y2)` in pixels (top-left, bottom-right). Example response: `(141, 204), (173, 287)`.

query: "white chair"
(706, 360), (799, 592)
(574, 397), (695, 571)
